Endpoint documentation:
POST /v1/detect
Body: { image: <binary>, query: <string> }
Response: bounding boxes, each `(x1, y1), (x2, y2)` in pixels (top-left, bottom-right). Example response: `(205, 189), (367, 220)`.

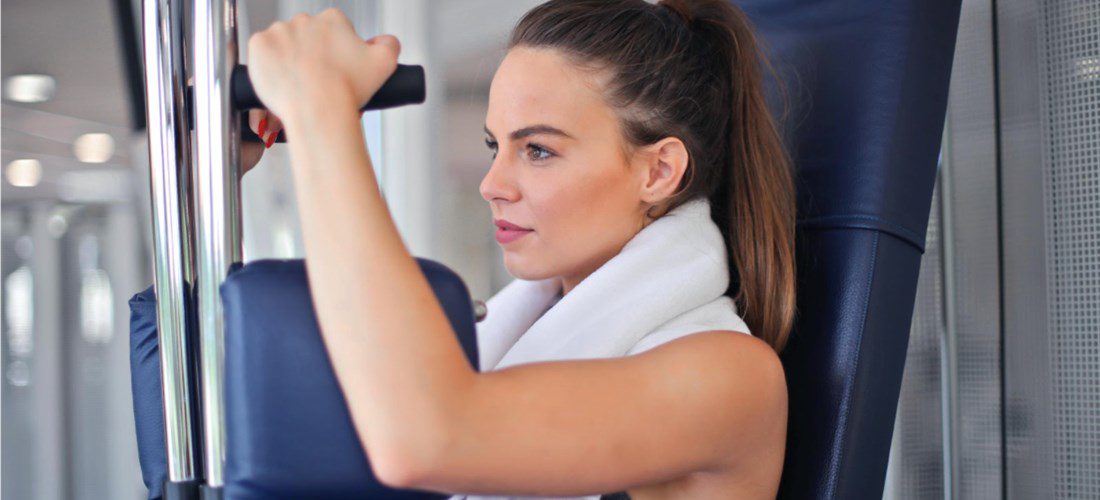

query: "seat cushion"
(220, 258), (477, 499)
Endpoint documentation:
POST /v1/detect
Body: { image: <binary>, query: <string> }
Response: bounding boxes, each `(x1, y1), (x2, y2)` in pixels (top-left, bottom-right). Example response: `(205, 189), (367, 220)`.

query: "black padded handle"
(235, 64), (424, 143)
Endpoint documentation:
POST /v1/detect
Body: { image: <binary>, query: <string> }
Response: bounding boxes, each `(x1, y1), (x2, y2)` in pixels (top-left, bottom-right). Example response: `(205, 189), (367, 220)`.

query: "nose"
(479, 153), (520, 204)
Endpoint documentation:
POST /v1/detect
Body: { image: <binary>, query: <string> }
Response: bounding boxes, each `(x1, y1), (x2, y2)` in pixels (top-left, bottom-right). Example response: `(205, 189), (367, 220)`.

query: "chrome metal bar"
(141, 0), (200, 483)
(191, 0), (242, 488)
(938, 128), (961, 500)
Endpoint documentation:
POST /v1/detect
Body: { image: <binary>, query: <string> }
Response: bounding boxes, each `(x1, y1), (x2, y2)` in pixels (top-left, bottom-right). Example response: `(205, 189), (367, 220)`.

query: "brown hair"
(509, 0), (796, 353)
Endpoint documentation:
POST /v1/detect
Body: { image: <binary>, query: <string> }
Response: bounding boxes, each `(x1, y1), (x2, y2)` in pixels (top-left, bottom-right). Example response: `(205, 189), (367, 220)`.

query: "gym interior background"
(1, 0), (1097, 498)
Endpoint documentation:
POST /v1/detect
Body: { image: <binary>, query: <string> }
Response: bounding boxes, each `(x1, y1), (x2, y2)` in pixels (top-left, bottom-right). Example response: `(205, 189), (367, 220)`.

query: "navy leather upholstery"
(130, 284), (205, 500)
(128, 258), (478, 499)
(732, 1), (963, 498)
(220, 259), (476, 499)
(129, 285), (169, 499)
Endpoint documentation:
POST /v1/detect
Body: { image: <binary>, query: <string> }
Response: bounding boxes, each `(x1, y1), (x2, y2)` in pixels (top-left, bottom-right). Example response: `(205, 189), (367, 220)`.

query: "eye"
(483, 139), (556, 163)
(525, 143), (555, 162)
(484, 138), (498, 159)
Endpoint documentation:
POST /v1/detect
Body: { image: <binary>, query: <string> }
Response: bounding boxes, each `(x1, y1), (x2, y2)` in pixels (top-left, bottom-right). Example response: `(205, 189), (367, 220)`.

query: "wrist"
(280, 89), (370, 179)
(281, 88), (360, 132)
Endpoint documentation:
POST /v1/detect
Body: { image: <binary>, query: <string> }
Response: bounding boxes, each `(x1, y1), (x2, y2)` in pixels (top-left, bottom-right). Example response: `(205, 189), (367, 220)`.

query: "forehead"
(486, 47), (615, 135)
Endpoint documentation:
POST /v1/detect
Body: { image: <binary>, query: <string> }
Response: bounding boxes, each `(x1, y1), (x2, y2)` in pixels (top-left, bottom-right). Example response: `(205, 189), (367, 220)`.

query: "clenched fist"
(246, 7), (400, 121)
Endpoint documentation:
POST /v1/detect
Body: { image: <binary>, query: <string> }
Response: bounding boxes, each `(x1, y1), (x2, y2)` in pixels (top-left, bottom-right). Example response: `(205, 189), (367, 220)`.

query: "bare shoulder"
(632, 330), (789, 470)
(638, 329), (787, 393)
(645, 329), (781, 364)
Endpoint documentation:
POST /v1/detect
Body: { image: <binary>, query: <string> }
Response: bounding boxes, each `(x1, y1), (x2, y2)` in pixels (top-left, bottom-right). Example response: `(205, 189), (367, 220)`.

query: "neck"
(560, 212), (654, 296)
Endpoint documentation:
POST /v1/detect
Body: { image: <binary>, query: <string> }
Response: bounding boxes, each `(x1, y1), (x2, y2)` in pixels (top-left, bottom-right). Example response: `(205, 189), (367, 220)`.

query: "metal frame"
(941, 0), (1006, 495)
(141, 0), (241, 495)
(140, 0), (202, 486)
(191, 0), (242, 490)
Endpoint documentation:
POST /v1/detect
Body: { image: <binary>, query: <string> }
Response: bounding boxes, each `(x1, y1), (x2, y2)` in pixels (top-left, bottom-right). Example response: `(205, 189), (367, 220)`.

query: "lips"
(494, 219), (531, 231)
(493, 218), (533, 245)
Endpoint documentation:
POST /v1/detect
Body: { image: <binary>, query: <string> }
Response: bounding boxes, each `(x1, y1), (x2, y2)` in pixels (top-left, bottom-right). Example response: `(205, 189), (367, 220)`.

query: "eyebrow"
(484, 124), (575, 141)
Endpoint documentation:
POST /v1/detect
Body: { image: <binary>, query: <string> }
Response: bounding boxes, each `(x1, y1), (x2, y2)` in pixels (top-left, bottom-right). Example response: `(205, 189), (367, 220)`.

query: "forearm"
(282, 97), (477, 469)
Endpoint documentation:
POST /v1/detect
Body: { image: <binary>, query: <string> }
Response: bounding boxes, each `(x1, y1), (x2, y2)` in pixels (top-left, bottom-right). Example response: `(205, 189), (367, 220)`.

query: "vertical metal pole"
(140, 0), (202, 493)
(938, 131), (962, 500)
(192, 0), (242, 493)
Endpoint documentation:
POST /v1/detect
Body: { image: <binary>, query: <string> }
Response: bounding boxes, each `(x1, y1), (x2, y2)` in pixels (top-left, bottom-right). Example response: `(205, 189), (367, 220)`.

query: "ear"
(637, 137), (690, 206)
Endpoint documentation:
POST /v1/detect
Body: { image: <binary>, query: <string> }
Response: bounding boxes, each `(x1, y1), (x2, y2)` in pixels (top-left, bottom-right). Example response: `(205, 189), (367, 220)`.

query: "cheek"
(526, 178), (586, 244)
(528, 160), (635, 250)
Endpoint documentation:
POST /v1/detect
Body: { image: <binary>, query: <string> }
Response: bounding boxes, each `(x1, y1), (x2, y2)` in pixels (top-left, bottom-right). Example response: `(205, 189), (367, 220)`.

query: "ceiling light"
(4, 74), (56, 103)
(73, 133), (115, 163)
(5, 159), (43, 187)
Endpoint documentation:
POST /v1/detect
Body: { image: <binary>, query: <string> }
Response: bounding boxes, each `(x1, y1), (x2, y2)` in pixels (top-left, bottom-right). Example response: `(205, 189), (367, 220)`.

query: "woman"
(242, 0), (795, 497)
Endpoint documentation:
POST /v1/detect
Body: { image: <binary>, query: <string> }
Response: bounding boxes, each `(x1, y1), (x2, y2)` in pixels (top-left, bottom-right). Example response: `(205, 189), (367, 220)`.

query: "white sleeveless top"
(449, 196), (750, 500)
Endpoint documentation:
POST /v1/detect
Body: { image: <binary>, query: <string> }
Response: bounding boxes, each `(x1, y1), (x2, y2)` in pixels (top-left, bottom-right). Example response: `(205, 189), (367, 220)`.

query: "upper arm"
(404, 330), (788, 497)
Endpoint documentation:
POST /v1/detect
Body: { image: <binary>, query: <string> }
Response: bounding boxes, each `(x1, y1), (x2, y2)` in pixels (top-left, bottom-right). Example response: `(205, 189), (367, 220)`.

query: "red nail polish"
(265, 132), (276, 148)
(258, 118), (267, 138)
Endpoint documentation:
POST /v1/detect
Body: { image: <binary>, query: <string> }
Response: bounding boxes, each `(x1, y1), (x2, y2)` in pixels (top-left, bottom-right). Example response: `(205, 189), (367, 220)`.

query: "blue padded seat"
(129, 258), (478, 499)
(221, 259), (477, 499)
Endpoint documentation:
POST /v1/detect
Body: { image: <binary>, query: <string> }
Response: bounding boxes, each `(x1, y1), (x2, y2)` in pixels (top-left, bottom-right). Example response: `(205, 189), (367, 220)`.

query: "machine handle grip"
(235, 64), (425, 143)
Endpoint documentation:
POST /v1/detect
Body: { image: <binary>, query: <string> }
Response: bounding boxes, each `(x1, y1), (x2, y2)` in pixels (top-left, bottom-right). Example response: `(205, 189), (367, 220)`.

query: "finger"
(319, 6), (353, 30)
(248, 109), (268, 135)
(264, 112), (284, 147)
(240, 139), (266, 177)
(358, 35), (401, 95)
(241, 141), (264, 169)
(265, 112), (283, 132)
(365, 34), (401, 55)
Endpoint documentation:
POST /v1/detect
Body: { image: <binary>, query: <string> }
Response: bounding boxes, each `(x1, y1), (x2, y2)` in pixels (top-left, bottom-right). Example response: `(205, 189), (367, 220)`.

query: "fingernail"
(258, 118), (267, 138)
(265, 132), (276, 148)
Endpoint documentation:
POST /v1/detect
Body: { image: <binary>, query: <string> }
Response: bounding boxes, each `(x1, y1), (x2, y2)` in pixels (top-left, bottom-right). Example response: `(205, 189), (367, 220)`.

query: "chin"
(502, 252), (558, 282)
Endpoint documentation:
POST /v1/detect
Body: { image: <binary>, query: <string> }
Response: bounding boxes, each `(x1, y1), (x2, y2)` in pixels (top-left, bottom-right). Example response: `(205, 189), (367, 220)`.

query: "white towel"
(450, 196), (751, 500)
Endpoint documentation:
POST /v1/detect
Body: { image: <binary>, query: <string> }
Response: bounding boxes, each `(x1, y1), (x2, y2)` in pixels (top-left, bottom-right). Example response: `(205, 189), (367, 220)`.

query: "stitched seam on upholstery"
(798, 214), (924, 247)
(798, 214), (917, 237)
(798, 220), (925, 254)
(826, 230), (879, 498)
(798, 214), (923, 242)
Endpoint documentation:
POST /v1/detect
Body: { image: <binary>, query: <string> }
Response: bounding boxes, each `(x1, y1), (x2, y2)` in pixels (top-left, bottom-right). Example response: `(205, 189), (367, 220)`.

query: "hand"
(240, 109), (284, 177)
(246, 7), (401, 122)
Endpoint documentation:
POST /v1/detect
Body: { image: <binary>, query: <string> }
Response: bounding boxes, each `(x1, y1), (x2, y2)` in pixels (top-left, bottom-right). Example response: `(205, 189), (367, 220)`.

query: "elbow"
(372, 449), (428, 490)
(368, 416), (457, 490)
(369, 371), (478, 490)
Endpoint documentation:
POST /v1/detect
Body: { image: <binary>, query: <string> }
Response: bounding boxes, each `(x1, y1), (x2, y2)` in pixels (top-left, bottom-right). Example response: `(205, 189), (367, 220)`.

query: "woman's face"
(481, 47), (682, 294)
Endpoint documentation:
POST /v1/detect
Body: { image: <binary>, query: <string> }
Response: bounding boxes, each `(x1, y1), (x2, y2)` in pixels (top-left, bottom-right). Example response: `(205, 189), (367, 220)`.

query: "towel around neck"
(476, 195), (751, 373)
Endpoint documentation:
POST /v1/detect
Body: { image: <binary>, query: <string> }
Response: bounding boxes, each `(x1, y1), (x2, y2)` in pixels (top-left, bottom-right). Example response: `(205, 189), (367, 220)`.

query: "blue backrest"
(731, 1), (963, 497)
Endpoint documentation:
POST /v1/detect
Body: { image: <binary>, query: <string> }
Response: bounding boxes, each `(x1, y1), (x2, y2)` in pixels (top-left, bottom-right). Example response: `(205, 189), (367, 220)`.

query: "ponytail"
(666, 0), (797, 353)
